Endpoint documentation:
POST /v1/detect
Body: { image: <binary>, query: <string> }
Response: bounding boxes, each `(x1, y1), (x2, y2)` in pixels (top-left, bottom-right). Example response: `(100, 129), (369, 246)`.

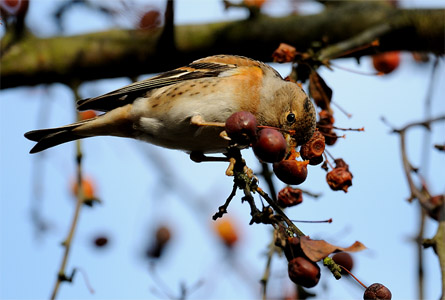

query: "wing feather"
(76, 55), (257, 112)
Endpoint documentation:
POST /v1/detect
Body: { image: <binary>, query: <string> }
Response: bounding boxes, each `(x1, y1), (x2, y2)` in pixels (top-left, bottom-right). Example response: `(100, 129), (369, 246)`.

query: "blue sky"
(1, 1), (444, 299)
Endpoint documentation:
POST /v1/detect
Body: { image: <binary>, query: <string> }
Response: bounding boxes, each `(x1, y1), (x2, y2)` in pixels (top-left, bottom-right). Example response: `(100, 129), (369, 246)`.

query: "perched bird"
(25, 55), (316, 155)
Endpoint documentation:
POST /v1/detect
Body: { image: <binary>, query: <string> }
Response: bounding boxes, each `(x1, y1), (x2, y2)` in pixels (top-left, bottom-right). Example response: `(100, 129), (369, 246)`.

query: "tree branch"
(1, 2), (444, 89)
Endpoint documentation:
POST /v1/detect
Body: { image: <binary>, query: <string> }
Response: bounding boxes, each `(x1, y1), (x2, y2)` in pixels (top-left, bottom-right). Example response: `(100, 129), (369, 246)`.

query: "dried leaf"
(309, 71), (333, 112)
(272, 43), (297, 63)
(300, 236), (366, 262)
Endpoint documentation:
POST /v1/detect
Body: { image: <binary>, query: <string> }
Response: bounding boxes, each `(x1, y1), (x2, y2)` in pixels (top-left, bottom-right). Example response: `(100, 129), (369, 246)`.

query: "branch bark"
(1, 2), (444, 89)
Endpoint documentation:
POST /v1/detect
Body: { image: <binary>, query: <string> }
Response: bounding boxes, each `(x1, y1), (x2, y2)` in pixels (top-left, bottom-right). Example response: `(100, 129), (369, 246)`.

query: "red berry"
(273, 160), (309, 185)
(225, 111), (258, 145)
(364, 283), (392, 299)
(79, 110), (97, 121)
(372, 51), (400, 74)
(277, 187), (303, 207)
(138, 10), (161, 30)
(1, 0), (28, 16)
(283, 237), (304, 261)
(253, 128), (287, 163)
(288, 256), (321, 288)
(332, 252), (354, 274)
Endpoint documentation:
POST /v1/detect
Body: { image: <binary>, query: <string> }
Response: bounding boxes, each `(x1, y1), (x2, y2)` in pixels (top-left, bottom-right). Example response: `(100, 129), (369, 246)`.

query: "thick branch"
(1, 2), (444, 89)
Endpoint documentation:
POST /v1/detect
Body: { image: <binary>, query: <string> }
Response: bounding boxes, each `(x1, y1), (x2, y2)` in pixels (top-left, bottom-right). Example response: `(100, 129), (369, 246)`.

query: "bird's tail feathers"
(24, 118), (96, 154)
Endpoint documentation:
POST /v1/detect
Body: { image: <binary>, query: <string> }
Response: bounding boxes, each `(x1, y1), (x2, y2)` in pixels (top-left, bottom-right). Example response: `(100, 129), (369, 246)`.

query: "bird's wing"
(76, 55), (256, 112)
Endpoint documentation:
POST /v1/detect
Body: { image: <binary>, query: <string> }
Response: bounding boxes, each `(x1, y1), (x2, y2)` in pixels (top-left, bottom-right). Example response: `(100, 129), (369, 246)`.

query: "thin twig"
(395, 115), (445, 209)
(416, 208), (426, 300)
(256, 188), (305, 237)
(260, 237), (276, 300)
(50, 84), (86, 299)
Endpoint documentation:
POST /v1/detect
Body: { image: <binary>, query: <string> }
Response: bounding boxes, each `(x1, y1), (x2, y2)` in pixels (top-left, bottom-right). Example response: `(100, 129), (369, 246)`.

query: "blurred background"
(1, 0), (444, 299)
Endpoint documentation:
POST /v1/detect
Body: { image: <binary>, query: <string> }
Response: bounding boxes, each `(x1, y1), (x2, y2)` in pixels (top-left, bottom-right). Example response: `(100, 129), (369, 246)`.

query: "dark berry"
(332, 252), (354, 274)
(326, 167), (352, 192)
(225, 111), (258, 145)
(253, 128), (287, 163)
(324, 131), (338, 146)
(288, 256), (321, 288)
(300, 129), (325, 160)
(94, 236), (108, 248)
(364, 283), (392, 299)
(277, 187), (303, 207)
(308, 155), (323, 165)
(146, 226), (171, 259)
(427, 194), (444, 221)
(283, 237), (304, 261)
(273, 160), (308, 185)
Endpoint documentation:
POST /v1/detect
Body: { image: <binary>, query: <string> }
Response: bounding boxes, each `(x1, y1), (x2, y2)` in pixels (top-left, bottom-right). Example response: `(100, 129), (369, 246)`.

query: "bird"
(24, 55), (316, 155)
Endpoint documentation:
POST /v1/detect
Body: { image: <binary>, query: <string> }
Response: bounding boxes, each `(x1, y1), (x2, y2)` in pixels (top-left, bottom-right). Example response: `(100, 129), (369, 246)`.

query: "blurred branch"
(1, 2), (444, 89)
(50, 85), (90, 299)
(391, 115), (445, 209)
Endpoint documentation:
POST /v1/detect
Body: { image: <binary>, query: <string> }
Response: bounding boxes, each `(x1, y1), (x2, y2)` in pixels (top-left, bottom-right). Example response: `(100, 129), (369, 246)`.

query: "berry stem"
(338, 265), (367, 289)
(323, 151), (335, 170)
(291, 218), (333, 223)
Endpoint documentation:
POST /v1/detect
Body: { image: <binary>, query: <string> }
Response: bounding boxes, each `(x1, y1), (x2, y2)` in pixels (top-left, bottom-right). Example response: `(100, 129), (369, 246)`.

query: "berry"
(93, 236), (108, 248)
(272, 43), (297, 63)
(71, 178), (95, 199)
(308, 155), (323, 165)
(283, 237), (304, 261)
(288, 256), (321, 288)
(0, 0), (28, 16)
(334, 158), (349, 170)
(332, 252), (354, 274)
(79, 110), (96, 121)
(273, 160), (309, 185)
(277, 187), (303, 207)
(214, 218), (239, 248)
(139, 10), (161, 30)
(155, 226), (171, 246)
(243, 0), (266, 7)
(428, 194), (444, 221)
(253, 128), (287, 163)
(225, 111), (258, 145)
(317, 110), (337, 146)
(326, 167), (352, 192)
(323, 132), (338, 146)
(364, 283), (392, 299)
(300, 129), (325, 160)
(146, 226), (171, 258)
(372, 51), (400, 74)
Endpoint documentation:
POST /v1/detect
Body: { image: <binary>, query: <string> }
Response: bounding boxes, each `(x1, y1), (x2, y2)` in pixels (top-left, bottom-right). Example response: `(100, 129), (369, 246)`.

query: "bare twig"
(260, 237), (277, 300)
(393, 115), (445, 210)
(50, 85), (88, 299)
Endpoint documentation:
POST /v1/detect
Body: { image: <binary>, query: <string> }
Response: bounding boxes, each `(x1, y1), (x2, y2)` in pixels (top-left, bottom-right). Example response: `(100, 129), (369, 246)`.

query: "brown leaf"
(300, 236), (366, 262)
(272, 43), (297, 63)
(309, 71), (332, 112)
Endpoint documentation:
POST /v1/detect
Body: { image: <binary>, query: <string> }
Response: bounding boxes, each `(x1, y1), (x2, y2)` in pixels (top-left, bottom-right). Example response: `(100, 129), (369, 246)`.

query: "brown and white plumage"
(25, 55), (316, 154)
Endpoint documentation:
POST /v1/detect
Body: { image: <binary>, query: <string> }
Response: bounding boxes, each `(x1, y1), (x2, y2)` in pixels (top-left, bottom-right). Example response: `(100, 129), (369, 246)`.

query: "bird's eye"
(286, 112), (296, 123)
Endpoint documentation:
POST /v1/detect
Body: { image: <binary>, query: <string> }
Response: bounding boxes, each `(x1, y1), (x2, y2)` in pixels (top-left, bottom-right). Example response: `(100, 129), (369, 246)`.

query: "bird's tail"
(24, 118), (96, 154)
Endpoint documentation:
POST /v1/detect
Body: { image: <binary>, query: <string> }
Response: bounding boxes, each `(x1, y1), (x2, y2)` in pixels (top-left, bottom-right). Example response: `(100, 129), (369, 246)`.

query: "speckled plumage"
(25, 55), (316, 154)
